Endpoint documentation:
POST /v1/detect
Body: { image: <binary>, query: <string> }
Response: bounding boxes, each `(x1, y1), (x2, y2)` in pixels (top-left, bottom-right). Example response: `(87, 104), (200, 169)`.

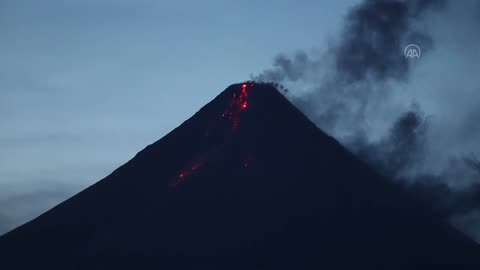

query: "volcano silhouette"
(0, 83), (479, 269)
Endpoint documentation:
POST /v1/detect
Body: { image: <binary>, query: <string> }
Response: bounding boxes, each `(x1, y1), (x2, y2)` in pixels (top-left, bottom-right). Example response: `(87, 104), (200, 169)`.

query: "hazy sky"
(0, 1), (360, 234)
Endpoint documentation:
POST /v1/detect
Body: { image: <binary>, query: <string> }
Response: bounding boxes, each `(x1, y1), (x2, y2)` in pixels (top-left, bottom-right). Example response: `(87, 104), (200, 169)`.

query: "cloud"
(452, 210), (480, 243)
(0, 213), (14, 236)
(0, 191), (66, 236)
(253, 0), (480, 241)
(333, 0), (443, 82)
(0, 177), (90, 236)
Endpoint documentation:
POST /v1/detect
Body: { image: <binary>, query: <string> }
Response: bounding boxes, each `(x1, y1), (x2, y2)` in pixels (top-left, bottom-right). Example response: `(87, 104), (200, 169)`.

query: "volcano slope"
(0, 83), (479, 269)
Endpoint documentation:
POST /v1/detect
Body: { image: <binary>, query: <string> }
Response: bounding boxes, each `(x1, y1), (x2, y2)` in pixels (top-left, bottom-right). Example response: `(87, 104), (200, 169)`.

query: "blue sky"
(0, 0), (360, 234)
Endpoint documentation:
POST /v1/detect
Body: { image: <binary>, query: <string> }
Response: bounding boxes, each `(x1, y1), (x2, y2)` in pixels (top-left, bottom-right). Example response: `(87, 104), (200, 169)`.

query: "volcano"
(0, 83), (479, 269)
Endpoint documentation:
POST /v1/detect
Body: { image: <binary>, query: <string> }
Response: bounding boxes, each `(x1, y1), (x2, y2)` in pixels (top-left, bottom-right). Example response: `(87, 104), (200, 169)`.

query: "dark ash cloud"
(334, 0), (442, 82)
(256, 0), (445, 83)
(254, 0), (480, 242)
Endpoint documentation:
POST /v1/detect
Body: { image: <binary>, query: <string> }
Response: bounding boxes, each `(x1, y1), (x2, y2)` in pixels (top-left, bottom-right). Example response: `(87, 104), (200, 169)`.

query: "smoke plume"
(254, 0), (480, 242)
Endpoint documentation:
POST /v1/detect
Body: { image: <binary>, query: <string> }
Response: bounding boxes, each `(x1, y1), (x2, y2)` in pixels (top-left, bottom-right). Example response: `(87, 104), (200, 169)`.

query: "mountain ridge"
(0, 83), (479, 269)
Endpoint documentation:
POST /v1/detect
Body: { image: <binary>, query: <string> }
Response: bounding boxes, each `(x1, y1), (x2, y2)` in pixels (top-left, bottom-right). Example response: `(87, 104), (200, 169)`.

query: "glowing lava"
(242, 156), (255, 169)
(170, 159), (207, 187)
(222, 83), (251, 130)
(170, 83), (254, 188)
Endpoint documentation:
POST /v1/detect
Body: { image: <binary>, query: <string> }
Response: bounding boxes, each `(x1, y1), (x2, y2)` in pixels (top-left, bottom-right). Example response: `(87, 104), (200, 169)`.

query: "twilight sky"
(0, 1), (359, 235)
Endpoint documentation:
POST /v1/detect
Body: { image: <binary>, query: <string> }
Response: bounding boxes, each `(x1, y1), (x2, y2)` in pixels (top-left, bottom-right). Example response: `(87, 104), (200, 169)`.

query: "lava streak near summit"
(171, 83), (255, 187)
(222, 83), (254, 130)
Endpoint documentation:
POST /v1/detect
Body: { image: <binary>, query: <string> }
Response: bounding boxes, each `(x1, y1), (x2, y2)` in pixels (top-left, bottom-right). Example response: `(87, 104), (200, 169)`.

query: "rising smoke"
(254, 0), (480, 241)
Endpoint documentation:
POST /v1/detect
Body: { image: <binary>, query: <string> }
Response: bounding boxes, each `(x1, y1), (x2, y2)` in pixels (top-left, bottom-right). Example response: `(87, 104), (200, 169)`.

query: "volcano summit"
(0, 83), (479, 269)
